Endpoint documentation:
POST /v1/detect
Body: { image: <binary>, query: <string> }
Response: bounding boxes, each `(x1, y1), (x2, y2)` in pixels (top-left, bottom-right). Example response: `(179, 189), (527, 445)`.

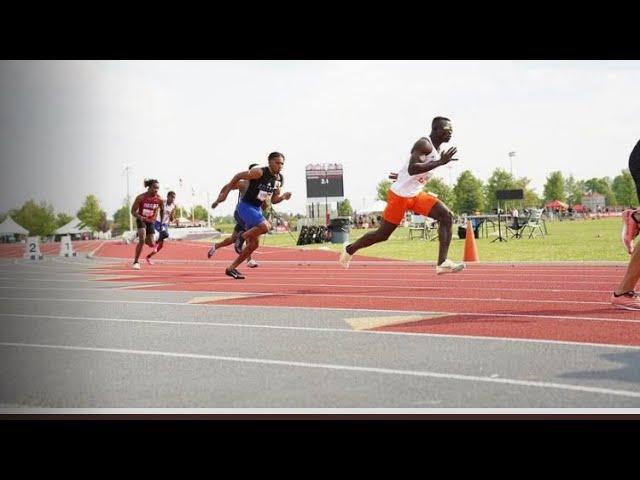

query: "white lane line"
(89, 256), (627, 266)
(105, 279), (618, 294)
(2, 312), (640, 350)
(2, 341), (640, 400)
(90, 265), (624, 279)
(0, 295), (638, 324)
(0, 279), (616, 295)
(0, 277), (117, 283)
(0, 286), (616, 306)
(88, 271), (624, 284)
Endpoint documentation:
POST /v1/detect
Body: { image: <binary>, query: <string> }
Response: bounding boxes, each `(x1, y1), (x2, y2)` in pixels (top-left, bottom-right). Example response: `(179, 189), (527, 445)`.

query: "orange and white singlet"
(390, 136), (441, 198)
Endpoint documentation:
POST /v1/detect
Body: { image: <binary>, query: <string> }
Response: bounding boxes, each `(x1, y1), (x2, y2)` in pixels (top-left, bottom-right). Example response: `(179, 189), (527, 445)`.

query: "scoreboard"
(305, 163), (344, 201)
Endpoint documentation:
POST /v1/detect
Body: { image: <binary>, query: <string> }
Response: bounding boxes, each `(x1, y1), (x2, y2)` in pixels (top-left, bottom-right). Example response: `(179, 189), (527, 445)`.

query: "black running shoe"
(234, 235), (245, 254)
(225, 268), (245, 279)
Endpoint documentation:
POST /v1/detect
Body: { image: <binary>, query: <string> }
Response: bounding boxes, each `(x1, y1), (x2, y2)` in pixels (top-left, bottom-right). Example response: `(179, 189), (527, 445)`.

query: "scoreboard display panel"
(305, 163), (344, 200)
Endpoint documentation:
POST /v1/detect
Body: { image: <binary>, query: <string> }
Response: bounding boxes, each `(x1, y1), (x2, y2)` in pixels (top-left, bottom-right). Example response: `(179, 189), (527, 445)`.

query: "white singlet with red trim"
(390, 136), (441, 198)
(161, 202), (175, 224)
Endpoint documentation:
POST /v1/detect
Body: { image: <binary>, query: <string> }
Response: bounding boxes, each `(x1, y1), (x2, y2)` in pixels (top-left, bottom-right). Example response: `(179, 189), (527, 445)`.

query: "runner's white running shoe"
(338, 243), (352, 269)
(436, 258), (465, 275)
(132, 262), (141, 270)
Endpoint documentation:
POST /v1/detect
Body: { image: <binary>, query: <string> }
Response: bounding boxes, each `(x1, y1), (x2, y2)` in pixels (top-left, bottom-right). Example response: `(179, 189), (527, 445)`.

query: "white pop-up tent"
(0, 216), (29, 235)
(54, 218), (92, 236)
(357, 200), (387, 215)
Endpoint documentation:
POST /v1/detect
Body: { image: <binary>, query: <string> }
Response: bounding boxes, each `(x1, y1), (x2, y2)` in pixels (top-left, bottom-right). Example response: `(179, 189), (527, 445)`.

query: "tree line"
(0, 196), (108, 237)
(0, 196), (214, 237)
(3, 168), (637, 235)
(372, 168), (638, 214)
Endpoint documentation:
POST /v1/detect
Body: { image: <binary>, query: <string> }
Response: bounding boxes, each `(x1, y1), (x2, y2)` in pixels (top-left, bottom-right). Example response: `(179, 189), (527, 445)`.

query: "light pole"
(124, 166), (132, 232)
(324, 164), (329, 226)
(508, 151), (516, 177)
(191, 187), (196, 224)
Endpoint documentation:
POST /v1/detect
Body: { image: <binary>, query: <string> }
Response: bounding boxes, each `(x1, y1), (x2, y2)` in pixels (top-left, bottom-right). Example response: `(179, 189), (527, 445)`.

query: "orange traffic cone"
(463, 220), (479, 262)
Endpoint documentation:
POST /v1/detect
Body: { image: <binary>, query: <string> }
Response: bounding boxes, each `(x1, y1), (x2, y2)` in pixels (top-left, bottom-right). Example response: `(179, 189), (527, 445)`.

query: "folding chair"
(408, 214), (427, 240)
(524, 210), (545, 238)
(505, 214), (528, 239)
(424, 217), (439, 241)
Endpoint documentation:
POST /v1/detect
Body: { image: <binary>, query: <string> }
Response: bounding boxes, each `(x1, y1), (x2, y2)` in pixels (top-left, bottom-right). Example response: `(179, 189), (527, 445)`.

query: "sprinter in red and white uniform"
(130, 178), (164, 270)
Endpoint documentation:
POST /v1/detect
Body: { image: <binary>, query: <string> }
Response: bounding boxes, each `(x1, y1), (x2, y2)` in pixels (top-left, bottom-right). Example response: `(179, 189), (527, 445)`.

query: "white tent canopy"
(0, 216), (29, 235)
(54, 218), (92, 235)
(357, 200), (387, 215)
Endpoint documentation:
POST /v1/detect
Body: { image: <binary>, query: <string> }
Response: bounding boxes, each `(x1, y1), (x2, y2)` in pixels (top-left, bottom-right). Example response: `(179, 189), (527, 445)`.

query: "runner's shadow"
(558, 352), (640, 384)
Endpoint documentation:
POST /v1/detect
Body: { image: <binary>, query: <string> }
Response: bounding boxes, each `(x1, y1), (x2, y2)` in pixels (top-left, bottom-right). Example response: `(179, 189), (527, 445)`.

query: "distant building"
(582, 191), (606, 211)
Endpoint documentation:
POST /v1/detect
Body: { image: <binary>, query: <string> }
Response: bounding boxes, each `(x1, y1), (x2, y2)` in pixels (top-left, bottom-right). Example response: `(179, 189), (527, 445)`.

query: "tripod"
(491, 203), (507, 243)
(262, 204), (297, 245)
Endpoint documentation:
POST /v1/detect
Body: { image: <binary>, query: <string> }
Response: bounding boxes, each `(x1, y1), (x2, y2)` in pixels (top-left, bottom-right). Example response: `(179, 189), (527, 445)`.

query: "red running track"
(88, 241), (640, 347)
(95, 240), (388, 262)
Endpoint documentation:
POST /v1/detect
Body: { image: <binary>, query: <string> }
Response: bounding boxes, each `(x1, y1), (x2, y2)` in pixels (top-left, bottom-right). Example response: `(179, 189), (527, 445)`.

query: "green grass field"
(207, 217), (631, 262)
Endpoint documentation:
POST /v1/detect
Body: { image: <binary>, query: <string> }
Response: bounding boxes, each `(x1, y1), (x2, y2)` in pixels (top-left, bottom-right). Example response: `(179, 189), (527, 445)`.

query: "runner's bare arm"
(158, 200), (165, 223)
(211, 168), (263, 209)
(271, 188), (292, 204)
(131, 195), (144, 221)
(408, 139), (457, 175)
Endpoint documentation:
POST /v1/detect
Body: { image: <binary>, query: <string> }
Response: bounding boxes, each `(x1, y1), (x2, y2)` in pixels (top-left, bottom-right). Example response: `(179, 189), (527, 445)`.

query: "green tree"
(584, 177), (616, 206)
(376, 179), (392, 202)
(453, 171), (484, 214)
(543, 171), (566, 202)
(56, 212), (73, 228)
(97, 211), (110, 233)
(584, 177), (605, 195)
(192, 205), (208, 221)
(564, 175), (585, 205)
(175, 205), (189, 219)
(13, 199), (58, 236)
(0, 211), (6, 223)
(113, 204), (132, 234)
(484, 168), (518, 210)
(516, 177), (541, 208)
(77, 195), (106, 231)
(612, 169), (638, 207)
(338, 199), (353, 216)
(424, 176), (454, 207)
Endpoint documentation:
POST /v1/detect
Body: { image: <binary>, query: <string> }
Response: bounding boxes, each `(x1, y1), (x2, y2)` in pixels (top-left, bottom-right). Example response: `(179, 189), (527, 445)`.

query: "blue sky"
(1, 60), (639, 217)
